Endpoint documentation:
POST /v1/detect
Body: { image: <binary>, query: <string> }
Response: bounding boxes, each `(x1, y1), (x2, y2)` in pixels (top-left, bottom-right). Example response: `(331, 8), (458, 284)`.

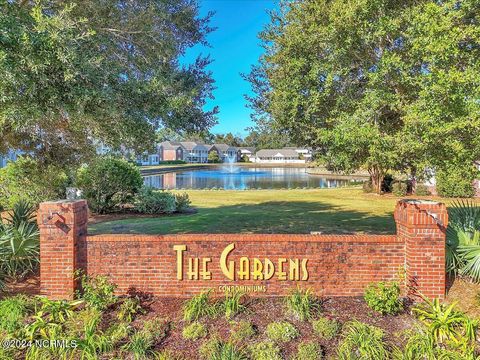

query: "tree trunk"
(369, 166), (384, 194)
(410, 167), (417, 194)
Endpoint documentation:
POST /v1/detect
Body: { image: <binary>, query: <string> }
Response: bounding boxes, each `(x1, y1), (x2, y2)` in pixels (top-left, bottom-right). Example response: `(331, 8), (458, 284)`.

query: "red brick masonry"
(37, 199), (447, 300)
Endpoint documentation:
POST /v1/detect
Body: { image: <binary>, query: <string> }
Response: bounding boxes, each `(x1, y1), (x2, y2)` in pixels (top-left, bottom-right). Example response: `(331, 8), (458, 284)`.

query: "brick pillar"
(395, 199), (448, 300)
(37, 200), (88, 299)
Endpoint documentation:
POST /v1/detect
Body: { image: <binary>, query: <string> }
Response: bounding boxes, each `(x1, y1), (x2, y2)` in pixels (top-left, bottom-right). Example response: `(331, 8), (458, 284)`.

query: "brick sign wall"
(37, 199), (448, 300)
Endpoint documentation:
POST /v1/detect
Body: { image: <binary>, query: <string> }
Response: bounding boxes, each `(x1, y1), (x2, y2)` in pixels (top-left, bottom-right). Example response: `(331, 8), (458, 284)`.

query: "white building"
(238, 147), (256, 162)
(180, 142), (209, 163)
(254, 149), (306, 164)
(208, 143), (238, 162)
(283, 147), (313, 161)
(137, 151), (161, 166)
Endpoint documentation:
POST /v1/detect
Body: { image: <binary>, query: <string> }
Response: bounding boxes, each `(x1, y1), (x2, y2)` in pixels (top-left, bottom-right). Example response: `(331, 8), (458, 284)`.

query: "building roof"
(211, 143), (236, 152)
(239, 147), (255, 154)
(179, 141), (208, 151)
(256, 149), (300, 158)
(159, 141), (184, 150)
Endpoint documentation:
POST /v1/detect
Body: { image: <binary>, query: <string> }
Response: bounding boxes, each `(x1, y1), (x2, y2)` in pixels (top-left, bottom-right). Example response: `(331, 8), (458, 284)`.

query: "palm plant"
(446, 199), (480, 281)
(0, 200), (40, 283)
(412, 295), (477, 348)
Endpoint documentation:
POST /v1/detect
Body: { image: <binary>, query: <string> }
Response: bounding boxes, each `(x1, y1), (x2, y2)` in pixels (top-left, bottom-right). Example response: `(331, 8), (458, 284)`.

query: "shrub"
(285, 287), (320, 321)
(337, 321), (389, 360)
(265, 321), (299, 343)
(0, 200), (40, 281)
(77, 272), (117, 311)
(222, 290), (246, 319)
(362, 180), (373, 193)
(0, 295), (31, 334)
(117, 297), (144, 323)
(413, 296), (477, 346)
(175, 192), (191, 213)
(34, 297), (83, 323)
(64, 307), (102, 338)
(415, 184), (431, 196)
(69, 312), (128, 359)
(312, 316), (341, 340)
(135, 187), (177, 214)
(293, 341), (323, 360)
(392, 182), (408, 197)
(200, 336), (247, 360)
(0, 156), (68, 208)
(152, 350), (186, 360)
(436, 165), (477, 198)
(75, 156), (143, 213)
(392, 329), (475, 360)
(24, 297), (83, 341)
(364, 281), (403, 315)
(381, 174), (394, 193)
(248, 341), (282, 360)
(123, 318), (170, 359)
(240, 155), (251, 163)
(229, 321), (255, 343)
(199, 336), (222, 359)
(182, 322), (207, 340)
(183, 290), (216, 322)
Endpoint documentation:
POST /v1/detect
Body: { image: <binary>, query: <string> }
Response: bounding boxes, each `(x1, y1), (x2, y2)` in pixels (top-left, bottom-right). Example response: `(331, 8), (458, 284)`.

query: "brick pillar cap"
(400, 199), (441, 205)
(40, 199), (86, 205)
(395, 199), (448, 228)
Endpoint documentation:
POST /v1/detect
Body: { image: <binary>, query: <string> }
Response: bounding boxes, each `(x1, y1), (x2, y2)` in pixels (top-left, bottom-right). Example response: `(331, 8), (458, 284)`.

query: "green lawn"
(89, 188), (404, 235)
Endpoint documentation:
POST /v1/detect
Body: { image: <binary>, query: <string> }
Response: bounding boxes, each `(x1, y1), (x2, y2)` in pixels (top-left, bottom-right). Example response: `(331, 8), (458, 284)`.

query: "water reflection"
(143, 167), (363, 190)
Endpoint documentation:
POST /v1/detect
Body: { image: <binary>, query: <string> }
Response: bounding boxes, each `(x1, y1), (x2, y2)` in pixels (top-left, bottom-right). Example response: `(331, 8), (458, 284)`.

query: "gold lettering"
(238, 257), (250, 280)
(201, 258), (212, 280)
(220, 243), (235, 280)
(173, 245), (186, 280)
(252, 258), (264, 280)
(301, 259), (309, 280)
(187, 258), (199, 280)
(277, 258), (287, 280)
(289, 259), (300, 281)
(264, 258), (275, 280)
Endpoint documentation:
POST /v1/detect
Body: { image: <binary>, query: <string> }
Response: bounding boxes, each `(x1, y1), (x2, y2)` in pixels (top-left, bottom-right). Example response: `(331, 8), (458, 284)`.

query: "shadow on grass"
(88, 200), (395, 235)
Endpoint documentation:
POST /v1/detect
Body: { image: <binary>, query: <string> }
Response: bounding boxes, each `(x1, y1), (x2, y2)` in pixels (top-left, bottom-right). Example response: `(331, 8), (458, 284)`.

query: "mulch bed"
(134, 295), (417, 358)
(3, 276), (421, 358)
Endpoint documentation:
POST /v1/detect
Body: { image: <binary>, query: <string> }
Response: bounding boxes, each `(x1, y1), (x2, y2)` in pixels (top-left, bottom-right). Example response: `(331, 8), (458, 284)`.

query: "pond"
(143, 166), (364, 190)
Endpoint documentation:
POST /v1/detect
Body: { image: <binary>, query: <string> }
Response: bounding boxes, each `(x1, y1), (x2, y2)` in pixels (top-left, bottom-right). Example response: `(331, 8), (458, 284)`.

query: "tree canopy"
(0, 0), (218, 165)
(248, 0), (480, 192)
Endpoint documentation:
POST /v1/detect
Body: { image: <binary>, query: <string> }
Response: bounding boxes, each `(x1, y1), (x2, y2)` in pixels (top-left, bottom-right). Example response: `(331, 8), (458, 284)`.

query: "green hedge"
(436, 165), (477, 198)
(0, 157), (68, 209)
(76, 157), (143, 214)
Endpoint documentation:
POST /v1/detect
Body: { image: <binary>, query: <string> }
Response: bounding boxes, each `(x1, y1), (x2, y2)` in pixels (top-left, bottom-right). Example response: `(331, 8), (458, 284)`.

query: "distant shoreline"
(140, 163), (369, 179)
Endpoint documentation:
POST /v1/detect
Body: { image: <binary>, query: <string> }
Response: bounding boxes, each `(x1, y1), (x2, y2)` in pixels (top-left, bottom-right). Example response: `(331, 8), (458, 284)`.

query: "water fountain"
(222, 153), (240, 173)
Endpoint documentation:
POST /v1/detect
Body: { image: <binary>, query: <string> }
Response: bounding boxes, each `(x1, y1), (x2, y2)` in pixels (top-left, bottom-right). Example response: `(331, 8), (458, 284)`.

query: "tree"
(247, 0), (480, 193)
(208, 151), (221, 163)
(213, 133), (244, 147)
(156, 128), (184, 143)
(0, 0), (218, 166)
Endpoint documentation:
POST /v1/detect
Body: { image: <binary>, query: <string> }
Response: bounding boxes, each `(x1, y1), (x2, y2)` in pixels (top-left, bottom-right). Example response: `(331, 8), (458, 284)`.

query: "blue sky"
(183, 0), (278, 136)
